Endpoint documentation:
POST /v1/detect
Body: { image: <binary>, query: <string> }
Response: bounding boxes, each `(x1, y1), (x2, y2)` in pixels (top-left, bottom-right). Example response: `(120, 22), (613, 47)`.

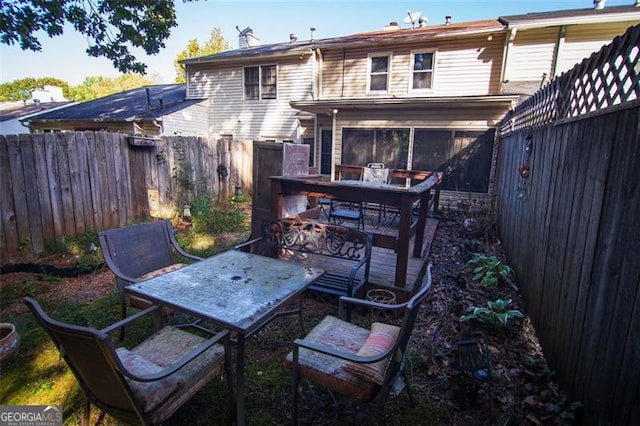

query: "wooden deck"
(310, 210), (439, 294)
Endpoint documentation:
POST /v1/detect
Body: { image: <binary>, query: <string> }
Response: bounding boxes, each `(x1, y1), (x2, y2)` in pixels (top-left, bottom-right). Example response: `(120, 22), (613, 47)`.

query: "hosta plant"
(460, 298), (524, 328)
(465, 253), (514, 287)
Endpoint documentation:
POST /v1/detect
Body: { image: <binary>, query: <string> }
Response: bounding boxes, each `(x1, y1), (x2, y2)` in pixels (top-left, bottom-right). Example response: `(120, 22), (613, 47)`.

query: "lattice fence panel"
(502, 24), (639, 134)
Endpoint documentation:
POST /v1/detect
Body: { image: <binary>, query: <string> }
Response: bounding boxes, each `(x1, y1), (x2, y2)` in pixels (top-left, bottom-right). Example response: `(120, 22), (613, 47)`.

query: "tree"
(0, 0), (181, 74)
(0, 78), (71, 101)
(68, 73), (161, 101)
(174, 28), (230, 83)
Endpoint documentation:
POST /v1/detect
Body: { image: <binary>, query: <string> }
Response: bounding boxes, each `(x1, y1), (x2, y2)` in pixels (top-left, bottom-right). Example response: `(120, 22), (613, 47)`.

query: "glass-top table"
(125, 249), (324, 425)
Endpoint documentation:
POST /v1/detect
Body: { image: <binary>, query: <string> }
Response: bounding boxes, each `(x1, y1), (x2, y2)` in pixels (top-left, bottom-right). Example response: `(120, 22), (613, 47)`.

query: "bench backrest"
(263, 218), (372, 262)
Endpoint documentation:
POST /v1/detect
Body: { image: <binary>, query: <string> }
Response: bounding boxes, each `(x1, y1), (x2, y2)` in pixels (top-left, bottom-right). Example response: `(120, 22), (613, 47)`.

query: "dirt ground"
(0, 212), (579, 425)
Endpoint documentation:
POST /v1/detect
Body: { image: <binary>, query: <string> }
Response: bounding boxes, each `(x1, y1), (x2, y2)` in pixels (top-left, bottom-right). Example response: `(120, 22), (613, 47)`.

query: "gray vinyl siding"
(320, 33), (505, 99)
(162, 101), (208, 136)
(187, 57), (314, 141)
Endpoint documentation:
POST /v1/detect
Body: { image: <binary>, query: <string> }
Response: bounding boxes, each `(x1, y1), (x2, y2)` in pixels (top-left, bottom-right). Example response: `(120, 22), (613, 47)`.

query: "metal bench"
(236, 218), (373, 313)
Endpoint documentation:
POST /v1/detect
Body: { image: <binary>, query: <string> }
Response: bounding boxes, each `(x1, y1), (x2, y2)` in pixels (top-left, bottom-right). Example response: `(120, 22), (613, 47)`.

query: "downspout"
(152, 119), (163, 135)
(331, 108), (338, 181)
(500, 28), (517, 92)
(552, 26), (566, 78)
(315, 48), (323, 100)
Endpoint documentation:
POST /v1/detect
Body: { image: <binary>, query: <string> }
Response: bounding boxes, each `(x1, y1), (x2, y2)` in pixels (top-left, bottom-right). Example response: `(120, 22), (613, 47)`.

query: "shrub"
(460, 298), (523, 328)
(465, 253), (514, 287)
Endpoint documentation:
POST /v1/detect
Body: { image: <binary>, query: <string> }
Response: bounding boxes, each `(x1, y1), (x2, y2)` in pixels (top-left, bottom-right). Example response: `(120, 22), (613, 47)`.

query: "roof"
(184, 5), (640, 67)
(0, 101), (74, 122)
(182, 19), (504, 65)
(499, 5), (640, 29)
(26, 84), (205, 123)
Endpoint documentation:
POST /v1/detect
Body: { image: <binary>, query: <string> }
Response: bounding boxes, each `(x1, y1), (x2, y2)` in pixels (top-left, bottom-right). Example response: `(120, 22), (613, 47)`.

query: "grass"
(0, 200), (253, 423)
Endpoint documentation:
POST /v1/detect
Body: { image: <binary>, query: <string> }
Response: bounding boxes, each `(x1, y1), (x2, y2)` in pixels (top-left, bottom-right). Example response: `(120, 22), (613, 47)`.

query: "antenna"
(403, 10), (422, 28)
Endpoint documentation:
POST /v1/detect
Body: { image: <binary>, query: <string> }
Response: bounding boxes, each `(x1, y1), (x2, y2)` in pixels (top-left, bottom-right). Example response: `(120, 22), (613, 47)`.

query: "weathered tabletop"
(126, 249), (324, 426)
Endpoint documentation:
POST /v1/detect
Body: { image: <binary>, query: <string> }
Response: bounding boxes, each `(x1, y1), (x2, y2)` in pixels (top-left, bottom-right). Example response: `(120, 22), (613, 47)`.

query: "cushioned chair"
(98, 220), (203, 340)
(24, 297), (232, 426)
(286, 265), (433, 424)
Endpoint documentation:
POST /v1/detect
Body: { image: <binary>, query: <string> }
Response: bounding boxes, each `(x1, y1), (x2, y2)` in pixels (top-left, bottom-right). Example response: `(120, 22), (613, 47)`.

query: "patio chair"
(23, 297), (233, 426)
(98, 220), (204, 340)
(286, 264), (433, 424)
(362, 163), (390, 225)
(329, 199), (366, 230)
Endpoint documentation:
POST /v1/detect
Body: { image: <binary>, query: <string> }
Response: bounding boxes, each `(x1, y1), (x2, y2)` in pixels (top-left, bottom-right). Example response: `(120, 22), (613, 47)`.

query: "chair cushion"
(342, 322), (400, 385)
(116, 347), (184, 411)
(284, 315), (380, 401)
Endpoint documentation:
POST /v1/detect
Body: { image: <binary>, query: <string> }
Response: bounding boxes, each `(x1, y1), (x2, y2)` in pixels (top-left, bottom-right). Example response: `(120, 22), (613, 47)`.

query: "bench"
(236, 218), (373, 301)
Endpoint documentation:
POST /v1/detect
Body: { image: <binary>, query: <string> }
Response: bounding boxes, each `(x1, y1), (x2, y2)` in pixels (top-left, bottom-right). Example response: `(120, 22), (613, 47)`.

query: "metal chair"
(24, 297), (232, 426)
(98, 220), (203, 340)
(362, 163), (389, 225)
(287, 265), (433, 424)
(329, 199), (366, 230)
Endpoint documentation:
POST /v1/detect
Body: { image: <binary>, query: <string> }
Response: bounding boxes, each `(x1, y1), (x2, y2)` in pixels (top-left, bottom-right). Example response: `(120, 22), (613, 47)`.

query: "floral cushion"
(138, 263), (187, 281)
(116, 347), (184, 411)
(342, 322), (400, 385)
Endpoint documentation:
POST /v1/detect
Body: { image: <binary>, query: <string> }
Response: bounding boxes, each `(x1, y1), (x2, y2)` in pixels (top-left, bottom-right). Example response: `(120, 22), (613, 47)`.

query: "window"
(341, 128), (409, 169)
(368, 55), (390, 92)
(410, 51), (434, 90)
(244, 65), (277, 100)
(412, 129), (495, 192)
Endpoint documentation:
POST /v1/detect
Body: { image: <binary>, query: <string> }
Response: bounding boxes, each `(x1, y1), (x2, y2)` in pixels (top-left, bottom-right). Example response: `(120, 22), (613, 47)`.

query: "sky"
(0, 0), (635, 86)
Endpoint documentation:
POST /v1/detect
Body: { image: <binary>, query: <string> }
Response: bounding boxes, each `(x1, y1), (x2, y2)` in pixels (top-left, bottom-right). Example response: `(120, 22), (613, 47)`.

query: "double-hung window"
(410, 50), (435, 91)
(244, 65), (277, 100)
(368, 54), (390, 92)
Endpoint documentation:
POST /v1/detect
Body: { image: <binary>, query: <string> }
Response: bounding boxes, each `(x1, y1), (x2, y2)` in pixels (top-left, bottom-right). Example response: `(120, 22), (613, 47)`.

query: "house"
(25, 84), (208, 137)
(0, 101), (73, 135)
(183, 3), (639, 207)
(499, 3), (640, 95)
(1, 85), (73, 134)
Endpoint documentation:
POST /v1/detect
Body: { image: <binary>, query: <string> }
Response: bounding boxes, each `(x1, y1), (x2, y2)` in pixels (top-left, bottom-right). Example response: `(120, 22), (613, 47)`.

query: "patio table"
(270, 171), (441, 288)
(125, 249), (324, 425)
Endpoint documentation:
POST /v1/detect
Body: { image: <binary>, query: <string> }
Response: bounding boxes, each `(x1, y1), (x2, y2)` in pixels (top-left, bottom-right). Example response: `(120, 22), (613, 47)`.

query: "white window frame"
(367, 53), (391, 94)
(409, 49), (436, 93)
(243, 64), (278, 100)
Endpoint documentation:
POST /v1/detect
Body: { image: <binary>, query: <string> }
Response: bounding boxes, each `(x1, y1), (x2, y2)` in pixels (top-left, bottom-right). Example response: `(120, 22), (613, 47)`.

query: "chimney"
(290, 33), (298, 43)
(237, 26), (260, 48)
(594, 0), (606, 9)
(445, 15), (452, 25)
(383, 21), (400, 31)
(310, 27), (316, 41)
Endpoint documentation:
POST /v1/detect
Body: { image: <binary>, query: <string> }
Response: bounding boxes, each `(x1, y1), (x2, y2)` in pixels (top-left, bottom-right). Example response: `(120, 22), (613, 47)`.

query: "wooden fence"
(496, 25), (639, 424)
(0, 132), (252, 263)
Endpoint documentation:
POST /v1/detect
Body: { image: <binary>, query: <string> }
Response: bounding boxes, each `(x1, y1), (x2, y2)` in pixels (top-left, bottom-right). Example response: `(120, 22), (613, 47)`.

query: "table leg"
(235, 333), (246, 426)
(396, 197), (412, 287)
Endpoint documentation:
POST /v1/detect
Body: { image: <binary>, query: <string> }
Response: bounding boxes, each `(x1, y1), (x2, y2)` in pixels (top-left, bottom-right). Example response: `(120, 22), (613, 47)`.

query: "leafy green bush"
(465, 253), (514, 287)
(191, 207), (247, 235)
(460, 298), (524, 328)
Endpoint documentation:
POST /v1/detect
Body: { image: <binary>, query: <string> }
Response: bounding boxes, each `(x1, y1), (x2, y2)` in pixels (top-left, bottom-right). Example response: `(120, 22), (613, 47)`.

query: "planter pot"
(0, 323), (20, 361)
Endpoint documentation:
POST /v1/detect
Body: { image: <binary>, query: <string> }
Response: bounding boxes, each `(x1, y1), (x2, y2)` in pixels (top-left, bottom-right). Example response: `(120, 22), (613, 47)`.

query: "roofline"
(181, 21), (504, 65)
(498, 9), (640, 29)
(180, 47), (314, 65)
